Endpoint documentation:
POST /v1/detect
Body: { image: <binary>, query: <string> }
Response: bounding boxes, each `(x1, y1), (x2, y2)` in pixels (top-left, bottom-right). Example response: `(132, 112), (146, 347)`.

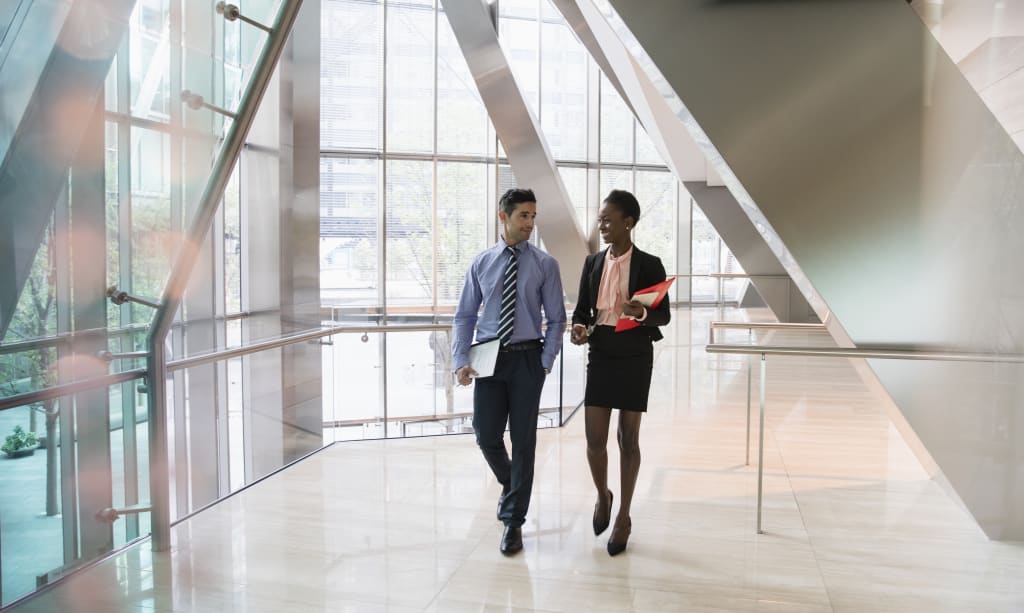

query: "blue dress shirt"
(452, 239), (566, 371)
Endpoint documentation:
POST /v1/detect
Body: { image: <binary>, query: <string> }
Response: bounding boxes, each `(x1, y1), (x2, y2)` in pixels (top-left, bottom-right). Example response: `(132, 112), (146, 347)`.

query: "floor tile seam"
(588, 575), (835, 609)
(426, 595), (563, 613)
(977, 61), (1024, 95)
(418, 526), (493, 610)
(774, 433), (838, 613)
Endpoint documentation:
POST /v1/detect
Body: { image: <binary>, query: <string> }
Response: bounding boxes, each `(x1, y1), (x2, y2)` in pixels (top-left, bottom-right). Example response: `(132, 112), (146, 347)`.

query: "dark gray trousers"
(473, 347), (546, 527)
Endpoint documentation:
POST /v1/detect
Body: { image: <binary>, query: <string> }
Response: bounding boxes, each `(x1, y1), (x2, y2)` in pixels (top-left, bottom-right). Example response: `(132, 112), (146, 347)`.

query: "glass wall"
(316, 0), (742, 443)
(319, 0), (740, 308)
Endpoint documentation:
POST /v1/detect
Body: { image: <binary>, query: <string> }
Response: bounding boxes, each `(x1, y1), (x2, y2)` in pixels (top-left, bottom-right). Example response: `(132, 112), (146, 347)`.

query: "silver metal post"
(745, 329), (751, 465)
(756, 353), (766, 534)
(216, 2), (273, 34)
(145, 0), (305, 553)
(107, 286), (161, 309)
(180, 90), (239, 119)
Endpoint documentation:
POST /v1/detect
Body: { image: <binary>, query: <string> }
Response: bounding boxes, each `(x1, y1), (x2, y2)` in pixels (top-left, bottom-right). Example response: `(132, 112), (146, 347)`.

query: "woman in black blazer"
(570, 189), (670, 556)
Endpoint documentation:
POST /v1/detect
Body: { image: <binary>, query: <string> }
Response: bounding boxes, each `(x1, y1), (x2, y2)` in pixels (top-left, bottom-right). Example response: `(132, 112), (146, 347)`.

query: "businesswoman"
(570, 189), (670, 556)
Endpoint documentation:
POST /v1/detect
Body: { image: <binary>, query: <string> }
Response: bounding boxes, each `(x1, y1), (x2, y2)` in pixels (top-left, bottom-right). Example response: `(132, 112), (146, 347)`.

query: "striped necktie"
(497, 246), (518, 345)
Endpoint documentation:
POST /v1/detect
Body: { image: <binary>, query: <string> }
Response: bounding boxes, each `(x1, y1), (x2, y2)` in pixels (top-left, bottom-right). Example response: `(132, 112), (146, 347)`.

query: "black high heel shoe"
(607, 516), (631, 556)
(592, 490), (613, 536)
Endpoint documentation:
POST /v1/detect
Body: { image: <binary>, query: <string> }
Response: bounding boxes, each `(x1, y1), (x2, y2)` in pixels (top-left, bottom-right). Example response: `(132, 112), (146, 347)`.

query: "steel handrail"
(706, 343), (1024, 363)
(0, 369), (146, 412)
(708, 320), (830, 466)
(0, 323), (459, 412)
(167, 323), (453, 371)
(709, 321), (826, 342)
(671, 273), (790, 279)
(705, 322), (1024, 535)
(0, 324), (149, 356)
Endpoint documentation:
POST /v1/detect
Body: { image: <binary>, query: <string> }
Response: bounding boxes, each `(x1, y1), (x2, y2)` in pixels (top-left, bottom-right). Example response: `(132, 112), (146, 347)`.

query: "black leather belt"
(500, 339), (543, 353)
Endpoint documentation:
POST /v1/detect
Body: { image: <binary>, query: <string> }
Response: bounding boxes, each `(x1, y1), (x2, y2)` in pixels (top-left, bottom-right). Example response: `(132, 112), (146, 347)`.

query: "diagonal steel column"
(604, 0), (1024, 540)
(0, 0), (136, 339)
(553, 0), (813, 320)
(439, 0), (588, 299)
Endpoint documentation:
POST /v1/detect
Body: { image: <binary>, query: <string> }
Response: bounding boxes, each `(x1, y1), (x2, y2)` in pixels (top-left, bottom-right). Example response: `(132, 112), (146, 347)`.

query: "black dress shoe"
(607, 516), (631, 556)
(500, 525), (523, 555)
(592, 490), (613, 536)
(497, 484), (511, 521)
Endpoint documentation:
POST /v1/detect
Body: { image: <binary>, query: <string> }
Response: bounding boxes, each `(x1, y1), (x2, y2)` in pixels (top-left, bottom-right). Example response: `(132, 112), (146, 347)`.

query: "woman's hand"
(621, 300), (645, 319)
(570, 323), (589, 345)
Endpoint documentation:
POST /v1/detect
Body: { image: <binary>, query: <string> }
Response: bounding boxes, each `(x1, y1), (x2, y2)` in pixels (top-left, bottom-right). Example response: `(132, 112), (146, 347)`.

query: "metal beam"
(439, 0), (588, 299)
(553, 0), (812, 321)
(0, 0), (136, 338)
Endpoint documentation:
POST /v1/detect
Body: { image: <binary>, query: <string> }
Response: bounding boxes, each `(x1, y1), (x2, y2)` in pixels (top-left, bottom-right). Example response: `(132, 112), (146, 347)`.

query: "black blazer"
(572, 246), (670, 342)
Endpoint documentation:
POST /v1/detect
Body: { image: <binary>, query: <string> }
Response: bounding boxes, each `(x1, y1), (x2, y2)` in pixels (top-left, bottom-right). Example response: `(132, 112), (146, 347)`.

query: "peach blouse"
(595, 246), (633, 326)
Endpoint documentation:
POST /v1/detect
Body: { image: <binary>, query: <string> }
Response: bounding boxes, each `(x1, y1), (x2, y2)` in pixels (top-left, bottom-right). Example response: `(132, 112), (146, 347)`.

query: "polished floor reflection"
(12, 308), (1024, 612)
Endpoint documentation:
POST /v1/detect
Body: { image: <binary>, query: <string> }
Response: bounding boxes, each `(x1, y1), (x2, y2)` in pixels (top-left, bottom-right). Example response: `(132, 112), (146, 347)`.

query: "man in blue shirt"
(452, 187), (566, 555)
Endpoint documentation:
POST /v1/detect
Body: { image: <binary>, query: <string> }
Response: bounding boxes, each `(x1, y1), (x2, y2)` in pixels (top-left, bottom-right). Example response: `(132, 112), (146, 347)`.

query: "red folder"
(614, 277), (675, 332)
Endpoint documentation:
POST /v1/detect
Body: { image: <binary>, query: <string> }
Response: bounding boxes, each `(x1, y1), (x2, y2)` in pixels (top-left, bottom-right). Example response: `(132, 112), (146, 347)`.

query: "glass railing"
(137, 316), (586, 518)
(0, 374), (151, 606)
(0, 0), (297, 606)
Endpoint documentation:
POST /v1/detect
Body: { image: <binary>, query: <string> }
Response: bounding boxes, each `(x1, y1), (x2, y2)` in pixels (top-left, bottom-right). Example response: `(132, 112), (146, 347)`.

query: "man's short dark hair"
(604, 189), (641, 225)
(499, 188), (537, 216)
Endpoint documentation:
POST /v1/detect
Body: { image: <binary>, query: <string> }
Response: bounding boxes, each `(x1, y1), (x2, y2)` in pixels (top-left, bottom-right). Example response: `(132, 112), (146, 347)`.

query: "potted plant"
(2, 425), (39, 458)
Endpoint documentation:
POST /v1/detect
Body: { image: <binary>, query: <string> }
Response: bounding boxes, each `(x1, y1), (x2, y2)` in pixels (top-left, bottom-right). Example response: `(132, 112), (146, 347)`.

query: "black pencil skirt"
(584, 325), (655, 412)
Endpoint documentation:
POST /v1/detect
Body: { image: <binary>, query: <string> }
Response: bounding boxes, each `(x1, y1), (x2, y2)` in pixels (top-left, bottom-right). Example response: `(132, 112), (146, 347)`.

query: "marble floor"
(11, 308), (1024, 612)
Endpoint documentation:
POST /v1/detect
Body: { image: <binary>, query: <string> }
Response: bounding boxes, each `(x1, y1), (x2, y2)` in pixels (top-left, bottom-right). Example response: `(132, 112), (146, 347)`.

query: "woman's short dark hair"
(604, 189), (641, 225)
(499, 188), (537, 216)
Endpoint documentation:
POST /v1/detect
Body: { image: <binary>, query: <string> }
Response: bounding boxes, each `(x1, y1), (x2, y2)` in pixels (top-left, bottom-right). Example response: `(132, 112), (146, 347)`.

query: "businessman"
(452, 187), (566, 555)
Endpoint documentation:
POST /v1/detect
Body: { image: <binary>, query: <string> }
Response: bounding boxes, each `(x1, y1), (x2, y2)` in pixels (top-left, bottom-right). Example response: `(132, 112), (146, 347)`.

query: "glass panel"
(0, 373), (150, 606)
(635, 170), (678, 300)
(558, 340), (587, 420)
(437, 162), (487, 305)
(2, 221), (57, 346)
(599, 74), (633, 164)
(499, 11), (539, 115)
(501, 0), (538, 20)
(599, 167), (632, 200)
(0, 403), (64, 606)
(720, 243), (745, 303)
(386, 2), (434, 153)
(223, 162), (242, 314)
(321, 157), (380, 307)
(385, 330), (442, 436)
(325, 331), (384, 441)
(129, 0), (171, 123)
(105, 51), (119, 112)
(437, 9), (487, 155)
(691, 202), (719, 302)
(110, 378), (150, 548)
(225, 319), (244, 491)
(130, 126), (173, 324)
(321, 0), (382, 151)
(541, 20), (587, 161)
(557, 166), (589, 232)
(105, 121), (122, 328)
(635, 122), (663, 166)
(386, 159), (434, 305)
